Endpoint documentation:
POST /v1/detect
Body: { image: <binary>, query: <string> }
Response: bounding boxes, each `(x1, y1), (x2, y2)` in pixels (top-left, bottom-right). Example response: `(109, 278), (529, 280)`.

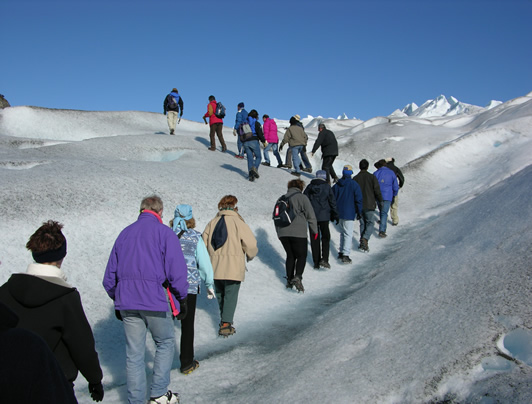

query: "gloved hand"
(314, 233), (319, 241)
(180, 112), (183, 117)
(176, 299), (188, 320)
(279, 144), (284, 151)
(89, 382), (104, 402)
(115, 310), (122, 321)
(233, 129), (238, 137)
(207, 288), (216, 299)
(263, 141), (268, 148)
(203, 117), (208, 125)
(356, 213), (362, 221)
(163, 111), (166, 115)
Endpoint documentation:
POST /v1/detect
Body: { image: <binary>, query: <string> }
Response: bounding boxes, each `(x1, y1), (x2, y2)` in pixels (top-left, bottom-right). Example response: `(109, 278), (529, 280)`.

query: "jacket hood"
(336, 177), (351, 187)
(307, 179), (327, 195)
(6, 273), (75, 308)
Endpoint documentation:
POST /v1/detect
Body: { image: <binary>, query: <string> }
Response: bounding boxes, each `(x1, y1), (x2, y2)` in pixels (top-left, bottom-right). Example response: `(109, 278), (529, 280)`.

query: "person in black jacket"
(163, 88), (184, 135)
(385, 157), (405, 226)
(310, 123), (339, 183)
(0, 220), (104, 402)
(0, 302), (78, 403)
(304, 170), (339, 269)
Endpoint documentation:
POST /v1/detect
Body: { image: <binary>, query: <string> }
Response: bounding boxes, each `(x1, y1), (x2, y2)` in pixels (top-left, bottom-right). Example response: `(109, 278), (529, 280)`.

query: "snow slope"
(0, 93), (531, 403)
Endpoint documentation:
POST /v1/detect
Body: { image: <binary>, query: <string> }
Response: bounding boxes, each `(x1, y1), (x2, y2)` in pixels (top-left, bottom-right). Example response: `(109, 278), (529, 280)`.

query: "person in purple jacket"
(374, 160), (399, 238)
(103, 195), (189, 404)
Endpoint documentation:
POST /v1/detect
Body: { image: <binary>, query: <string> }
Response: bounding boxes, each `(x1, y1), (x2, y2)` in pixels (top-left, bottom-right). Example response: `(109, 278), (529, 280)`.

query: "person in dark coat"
(0, 302), (78, 403)
(0, 220), (104, 402)
(385, 157), (405, 226)
(163, 88), (184, 135)
(310, 123), (339, 183)
(332, 165), (363, 264)
(304, 170), (339, 269)
(354, 159), (383, 252)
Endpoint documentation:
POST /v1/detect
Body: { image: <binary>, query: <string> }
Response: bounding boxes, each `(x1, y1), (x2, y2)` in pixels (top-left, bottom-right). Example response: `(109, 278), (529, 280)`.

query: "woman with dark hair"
(202, 195), (258, 336)
(0, 220), (104, 402)
(275, 179), (318, 292)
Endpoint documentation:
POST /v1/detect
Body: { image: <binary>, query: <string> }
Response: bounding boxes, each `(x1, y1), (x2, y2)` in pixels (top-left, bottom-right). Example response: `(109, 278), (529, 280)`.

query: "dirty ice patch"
(0, 160), (49, 170)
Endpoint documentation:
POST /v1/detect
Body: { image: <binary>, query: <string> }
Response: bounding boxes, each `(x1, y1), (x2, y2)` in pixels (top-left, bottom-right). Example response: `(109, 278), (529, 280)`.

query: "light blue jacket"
(177, 229), (214, 294)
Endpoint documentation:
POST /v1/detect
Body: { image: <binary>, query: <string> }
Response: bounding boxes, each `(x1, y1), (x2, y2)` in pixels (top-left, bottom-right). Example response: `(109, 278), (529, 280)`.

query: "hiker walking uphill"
(262, 114), (283, 167)
(282, 114), (312, 172)
(233, 102), (248, 159)
(353, 159), (383, 252)
(103, 195), (189, 404)
(163, 88), (184, 135)
(310, 123), (339, 183)
(202, 195), (258, 337)
(170, 204), (215, 376)
(279, 116), (313, 177)
(243, 109), (267, 182)
(304, 170), (339, 269)
(0, 220), (104, 403)
(203, 95), (227, 152)
(332, 165), (363, 264)
(274, 179), (318, 292)
(384, 157), (405, 226)
(373, 159), (399, 238)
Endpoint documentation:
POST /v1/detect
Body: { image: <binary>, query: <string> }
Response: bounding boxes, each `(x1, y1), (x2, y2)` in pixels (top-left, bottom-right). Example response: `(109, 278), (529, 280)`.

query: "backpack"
(168, 95), (179, 109)
(272, 194), (297, 228)
(238, 121), (254, 142)
(211, 216), (228, 251)
(215, 102), (226, 118)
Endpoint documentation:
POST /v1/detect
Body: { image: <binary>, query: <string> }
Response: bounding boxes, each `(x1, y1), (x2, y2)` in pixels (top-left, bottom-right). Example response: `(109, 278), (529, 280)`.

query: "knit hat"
(32, 241), (67, 264)
(294, 114), (301, 121)
(238, 102), (245, 109)
(173, 204), (193, 233)
(342, 165), (353, 177)
(316, 170), (327, 180)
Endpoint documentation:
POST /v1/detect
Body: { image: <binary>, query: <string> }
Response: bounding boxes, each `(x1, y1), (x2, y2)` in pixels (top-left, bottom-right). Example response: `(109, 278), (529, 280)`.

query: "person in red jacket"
(203, 95), (227, 152)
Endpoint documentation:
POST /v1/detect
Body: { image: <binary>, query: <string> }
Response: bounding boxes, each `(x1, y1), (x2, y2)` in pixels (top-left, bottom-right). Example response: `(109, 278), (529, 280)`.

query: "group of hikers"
(0, 89), (405, 404)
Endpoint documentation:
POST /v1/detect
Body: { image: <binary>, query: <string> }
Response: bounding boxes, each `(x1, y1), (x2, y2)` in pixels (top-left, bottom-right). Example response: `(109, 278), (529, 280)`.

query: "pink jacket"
(263, 118), (278, 143)
(203, 100), (223, 125)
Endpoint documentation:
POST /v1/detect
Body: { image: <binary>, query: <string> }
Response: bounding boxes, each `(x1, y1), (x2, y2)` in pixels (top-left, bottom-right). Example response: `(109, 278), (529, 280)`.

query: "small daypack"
(211, 215), (228, 250)
(238, 121), (254, 142)
(272, 194), (297, 228)
(215, 102), (226, 118)
(168, 95), (179, 109)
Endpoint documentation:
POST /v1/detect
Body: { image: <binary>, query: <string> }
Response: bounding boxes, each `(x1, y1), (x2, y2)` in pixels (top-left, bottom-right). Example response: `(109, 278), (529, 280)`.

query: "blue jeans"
(121, 309), (176, 404)
(291, 145), (311, 173)
(338, 219), (355, 256)
(359, 209), (377, 240)
(263, 143), (283, 165)
(243, 140), (262, 172)
(237, 135), (243, 156)
(378, 200), (392, 233)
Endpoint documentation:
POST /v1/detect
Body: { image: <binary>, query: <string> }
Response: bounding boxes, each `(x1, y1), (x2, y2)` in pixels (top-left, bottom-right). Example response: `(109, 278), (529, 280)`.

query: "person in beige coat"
(202, 195), (258, 337)
(279, 116), (313, 177)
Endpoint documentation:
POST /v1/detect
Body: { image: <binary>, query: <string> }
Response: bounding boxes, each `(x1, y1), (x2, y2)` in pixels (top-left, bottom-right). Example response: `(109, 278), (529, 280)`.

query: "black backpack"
(168, 95), (179, 109)
(272, 194), (296, 227)
(215, 102), (226, 118)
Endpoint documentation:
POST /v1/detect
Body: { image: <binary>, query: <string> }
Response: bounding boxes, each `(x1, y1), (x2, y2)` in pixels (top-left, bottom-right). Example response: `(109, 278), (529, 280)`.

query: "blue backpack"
(215, 102), (226, 118)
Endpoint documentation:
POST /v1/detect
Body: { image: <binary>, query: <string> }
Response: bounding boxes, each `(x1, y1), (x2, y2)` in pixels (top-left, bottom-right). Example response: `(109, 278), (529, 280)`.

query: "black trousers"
(179, 293), (197, 370)
(309, 221), (331, 266)
(280, 237), (308, 280)
(322, 155), (338, 182)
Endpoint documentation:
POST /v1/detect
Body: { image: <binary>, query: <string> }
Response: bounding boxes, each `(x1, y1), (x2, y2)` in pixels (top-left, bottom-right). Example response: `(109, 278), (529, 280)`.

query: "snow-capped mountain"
(399, 95), (502, 119)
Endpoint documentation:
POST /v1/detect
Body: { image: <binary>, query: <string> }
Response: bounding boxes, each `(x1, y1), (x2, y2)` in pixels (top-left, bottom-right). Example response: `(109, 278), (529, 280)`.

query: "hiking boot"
(313, 263), (320, 270)
(180, 360), (199, 375)
(319, 260), (331, 269)
(277, 164), (284, 168)
(392, 222), (399, 226)
(341, 255), (352, 264)
(261, 161), (270, 166)
(149, 390), (179, 404)
(291, 276), (305, 293)
(221, 146), (227, 152)
(170, 129), (175, 135)
(248, 172), (255, 182)
(302, 167), (312, 173)
(378, 231), (387, 238)
(208, 147), (216, 151)
(285, 277), (294, 289)
(359, 238), (369, 252)
(291, 171), (301, 177)
(338, 252), (344, 259)
(282, 164), (292, 169)
(219, 322), (236, 337)
(251, 167), (260, 178)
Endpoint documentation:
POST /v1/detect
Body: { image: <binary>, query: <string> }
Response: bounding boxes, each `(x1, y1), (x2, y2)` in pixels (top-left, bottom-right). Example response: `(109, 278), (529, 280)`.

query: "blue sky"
(2, 0), (531, 122)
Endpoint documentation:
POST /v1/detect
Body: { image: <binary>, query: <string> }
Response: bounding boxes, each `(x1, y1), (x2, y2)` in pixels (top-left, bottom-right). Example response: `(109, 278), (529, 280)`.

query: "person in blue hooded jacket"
(332, 165), (363, 264)
(233, 102), (248, 159)
(170, 204), (215, 376)
(373, 159), (399, 238)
